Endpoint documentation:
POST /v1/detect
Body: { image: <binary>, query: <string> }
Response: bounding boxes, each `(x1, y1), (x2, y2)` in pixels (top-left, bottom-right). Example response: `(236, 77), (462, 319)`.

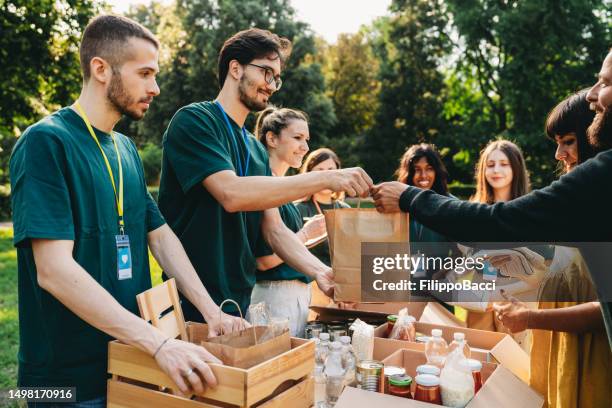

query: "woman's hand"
(493, 290), (531, 333)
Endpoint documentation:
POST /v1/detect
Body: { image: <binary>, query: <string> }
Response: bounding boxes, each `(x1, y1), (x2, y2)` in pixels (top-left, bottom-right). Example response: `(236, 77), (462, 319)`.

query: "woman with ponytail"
(251, 106), (325, 337)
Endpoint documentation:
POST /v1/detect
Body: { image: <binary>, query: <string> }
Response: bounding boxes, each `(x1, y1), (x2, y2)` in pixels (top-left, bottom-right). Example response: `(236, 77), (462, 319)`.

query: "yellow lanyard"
(74, 102), (125, 234)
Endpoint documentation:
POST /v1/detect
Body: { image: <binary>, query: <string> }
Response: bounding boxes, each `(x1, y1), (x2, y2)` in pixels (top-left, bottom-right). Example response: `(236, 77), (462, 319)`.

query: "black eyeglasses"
(247, 63), (282, 90)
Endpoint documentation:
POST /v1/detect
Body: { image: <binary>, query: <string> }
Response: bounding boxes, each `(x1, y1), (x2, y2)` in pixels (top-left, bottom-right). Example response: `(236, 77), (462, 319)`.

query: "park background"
(0, 0), (611, 392)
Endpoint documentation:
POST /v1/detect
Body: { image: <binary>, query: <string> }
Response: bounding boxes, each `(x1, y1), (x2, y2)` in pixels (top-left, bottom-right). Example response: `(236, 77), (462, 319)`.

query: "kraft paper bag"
(200, 326), (291, 369)
(324, 207), (409, 302)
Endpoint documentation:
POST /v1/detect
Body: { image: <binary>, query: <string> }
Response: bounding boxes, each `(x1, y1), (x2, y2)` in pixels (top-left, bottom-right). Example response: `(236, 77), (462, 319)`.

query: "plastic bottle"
(324, 341), (346, 407)
(314, 364), (327, 408)
(448, 332), (471, 359)
(339, 336), (356, 387)
(316, 333), (331, 367)
(425, 329), (448, 368)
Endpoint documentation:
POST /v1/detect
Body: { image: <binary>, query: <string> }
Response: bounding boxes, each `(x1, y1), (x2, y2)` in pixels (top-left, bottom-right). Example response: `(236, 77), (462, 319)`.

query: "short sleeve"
(164, 106), (235, 193)
(145, 191), (166, 232)
(10, 129), (75, 247)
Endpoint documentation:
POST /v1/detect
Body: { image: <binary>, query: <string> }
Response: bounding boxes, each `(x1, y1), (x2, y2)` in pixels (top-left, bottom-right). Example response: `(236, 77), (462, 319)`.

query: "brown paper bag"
(325, 207), (409, 302)
(200, 326), (291, 369)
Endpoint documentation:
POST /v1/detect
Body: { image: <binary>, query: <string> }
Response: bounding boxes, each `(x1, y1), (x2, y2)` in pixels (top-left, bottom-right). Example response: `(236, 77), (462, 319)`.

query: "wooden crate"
(107, 322), (315, 407)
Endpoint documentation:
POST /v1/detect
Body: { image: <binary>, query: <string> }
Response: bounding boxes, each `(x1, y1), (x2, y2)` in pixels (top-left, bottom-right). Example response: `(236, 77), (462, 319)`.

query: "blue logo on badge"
(118, 247), (131, 268)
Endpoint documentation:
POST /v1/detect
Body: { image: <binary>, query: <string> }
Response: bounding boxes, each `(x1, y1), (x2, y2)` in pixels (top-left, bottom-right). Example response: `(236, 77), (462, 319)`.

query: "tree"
(361, 1), (453, 182)
(447, 0), (612, 185)
(123, 0), (335, 148)
(0, 0), (99, 218)
(320, 32), (381, 167)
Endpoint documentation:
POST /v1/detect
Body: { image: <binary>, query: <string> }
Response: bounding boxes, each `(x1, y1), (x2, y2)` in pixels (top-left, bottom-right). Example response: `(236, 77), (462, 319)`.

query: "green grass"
(0, 228), (18, 389)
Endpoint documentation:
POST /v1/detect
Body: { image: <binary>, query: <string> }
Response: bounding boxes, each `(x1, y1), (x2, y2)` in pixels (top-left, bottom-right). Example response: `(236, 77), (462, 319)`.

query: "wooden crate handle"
(137, 278), (188, 340)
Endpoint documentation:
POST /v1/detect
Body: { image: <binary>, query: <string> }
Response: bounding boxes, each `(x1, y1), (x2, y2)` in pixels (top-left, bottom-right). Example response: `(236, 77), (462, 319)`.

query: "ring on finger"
(183, 368), (194, 377)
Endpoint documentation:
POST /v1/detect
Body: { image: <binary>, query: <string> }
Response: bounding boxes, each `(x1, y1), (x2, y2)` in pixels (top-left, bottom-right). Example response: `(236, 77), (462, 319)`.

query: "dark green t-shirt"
(256, 202), (311, 284)
(295, 199), (350, 266)
(9, 107), (165, 401)
(158, 101), (271, 319)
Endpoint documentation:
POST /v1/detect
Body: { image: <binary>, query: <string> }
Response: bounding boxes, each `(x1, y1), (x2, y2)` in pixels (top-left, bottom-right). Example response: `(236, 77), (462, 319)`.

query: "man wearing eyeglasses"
(158, 28), (373, 320)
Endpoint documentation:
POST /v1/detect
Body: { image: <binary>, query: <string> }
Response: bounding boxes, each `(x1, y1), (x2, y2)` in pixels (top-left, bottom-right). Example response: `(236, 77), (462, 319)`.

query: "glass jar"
(383, 366), (406, 394)
(414, 374), (442, 404)
(386, 315), (397, 338)
(467, 358), (483, 393)
(388, 374), (413, 399)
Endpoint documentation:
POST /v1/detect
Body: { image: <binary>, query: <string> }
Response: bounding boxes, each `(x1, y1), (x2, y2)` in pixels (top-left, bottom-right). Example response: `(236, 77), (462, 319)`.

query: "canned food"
(356, 360), (384, 392)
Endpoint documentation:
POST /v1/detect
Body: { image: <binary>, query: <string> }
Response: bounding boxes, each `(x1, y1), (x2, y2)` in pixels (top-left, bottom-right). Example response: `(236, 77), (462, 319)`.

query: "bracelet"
(153, 337), (171, 358)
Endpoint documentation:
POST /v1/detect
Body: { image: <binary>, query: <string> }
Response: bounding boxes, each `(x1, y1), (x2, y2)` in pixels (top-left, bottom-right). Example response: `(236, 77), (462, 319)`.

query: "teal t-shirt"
(9, 107), (165, 401)
(295, 199), (350, 266)
(256, 202), (311, 284)
(158, 101), (272, 319)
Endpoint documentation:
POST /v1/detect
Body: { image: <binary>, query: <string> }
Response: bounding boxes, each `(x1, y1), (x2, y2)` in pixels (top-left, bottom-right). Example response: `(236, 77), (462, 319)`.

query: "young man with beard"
(372, 49), (612, 348)
(158, 28), (373, 320)
(10, 15), (244, 405)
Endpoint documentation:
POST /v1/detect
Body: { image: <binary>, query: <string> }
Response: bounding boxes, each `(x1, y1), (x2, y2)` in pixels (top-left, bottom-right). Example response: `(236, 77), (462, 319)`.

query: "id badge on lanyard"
(74, 102), (132, 281)
(116, 234), (132, 280)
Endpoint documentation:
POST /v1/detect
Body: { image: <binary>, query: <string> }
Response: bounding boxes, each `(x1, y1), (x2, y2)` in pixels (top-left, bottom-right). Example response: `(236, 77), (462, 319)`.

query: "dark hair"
(395, 144), (449, 195)
(80, 14), (159, 81)
(218, 28), (292, 89)
(471, 140), (530, 204)
(254, 106), (308, 147)
(300, 147), (341, 174)
(545, 89), (596, 165)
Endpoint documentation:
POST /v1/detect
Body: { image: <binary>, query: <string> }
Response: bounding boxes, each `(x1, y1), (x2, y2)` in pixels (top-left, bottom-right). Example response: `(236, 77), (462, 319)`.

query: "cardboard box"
(310, 301), (465, 327)
(335, 349), (543, 408)
(373, 322), (529, 383)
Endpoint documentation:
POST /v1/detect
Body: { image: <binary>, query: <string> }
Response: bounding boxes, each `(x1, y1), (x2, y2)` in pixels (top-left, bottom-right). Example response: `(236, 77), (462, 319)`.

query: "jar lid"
(384, 366), (406, 377)
(431, 329), (443, 337)
(387, 314), (398, 322)
(415, 374), (440, 387)
(389, 374), (412, 387)
(339, 336), (351, 344)
(466, 358), (482, 371)
(454, 332), (466, 341)
(319, 333), (330, 340)
(416, 364), (440, 376)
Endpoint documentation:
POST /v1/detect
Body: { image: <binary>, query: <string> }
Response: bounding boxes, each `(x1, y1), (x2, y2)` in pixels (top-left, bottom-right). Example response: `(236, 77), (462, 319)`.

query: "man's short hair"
(80, 14), (159, 81)
(218, 28), (292, 88)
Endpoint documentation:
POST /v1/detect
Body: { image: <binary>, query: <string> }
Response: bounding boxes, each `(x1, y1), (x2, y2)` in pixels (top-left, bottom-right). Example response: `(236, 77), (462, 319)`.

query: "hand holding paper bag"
(324, 205), (409, 301)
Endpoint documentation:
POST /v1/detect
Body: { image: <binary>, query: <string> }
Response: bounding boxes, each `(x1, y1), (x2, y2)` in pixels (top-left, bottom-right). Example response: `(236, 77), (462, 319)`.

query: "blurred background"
(0, 0), (610, 389)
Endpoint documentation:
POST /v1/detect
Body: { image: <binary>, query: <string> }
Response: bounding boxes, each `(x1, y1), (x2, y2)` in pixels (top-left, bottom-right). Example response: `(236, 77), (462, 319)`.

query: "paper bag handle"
(218, 299), (259, 345)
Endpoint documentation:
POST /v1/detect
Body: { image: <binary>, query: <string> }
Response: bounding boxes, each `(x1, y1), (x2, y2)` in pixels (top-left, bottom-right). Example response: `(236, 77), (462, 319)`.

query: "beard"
(587, 108), (612, 151)
(107, 71), (148, 121)
(238, 74), (269, 112)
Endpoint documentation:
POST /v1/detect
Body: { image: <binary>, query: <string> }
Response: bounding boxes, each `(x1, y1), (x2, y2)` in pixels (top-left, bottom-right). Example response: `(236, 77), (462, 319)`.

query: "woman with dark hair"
(250, 106), (327, 337)
(396, 143), (449, 194)
(396, 144), (450, 244)
(395, 144), (458, 306)
(545, 88), (597, 173)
